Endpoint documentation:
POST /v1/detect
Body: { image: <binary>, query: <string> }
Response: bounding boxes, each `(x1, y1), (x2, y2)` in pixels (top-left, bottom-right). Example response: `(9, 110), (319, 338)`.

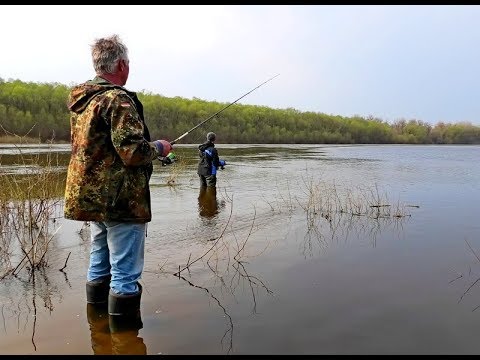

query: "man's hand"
(153, 140), (172, 157)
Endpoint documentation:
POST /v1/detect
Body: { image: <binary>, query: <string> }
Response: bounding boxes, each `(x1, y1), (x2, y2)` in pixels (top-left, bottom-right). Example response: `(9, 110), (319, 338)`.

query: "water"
(1, 144), (480, 354)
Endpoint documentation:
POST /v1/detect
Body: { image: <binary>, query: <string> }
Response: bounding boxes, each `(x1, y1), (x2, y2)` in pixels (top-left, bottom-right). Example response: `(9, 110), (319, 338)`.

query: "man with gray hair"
(64, 34), (172, 330)
(197, 131), (226, 188)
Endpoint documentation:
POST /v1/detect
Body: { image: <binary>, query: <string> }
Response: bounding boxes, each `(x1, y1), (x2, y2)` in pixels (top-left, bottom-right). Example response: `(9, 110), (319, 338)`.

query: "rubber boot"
(86, 303), (112, 355)
(108, 283), (143, 334)
(86, 275), (111, 304)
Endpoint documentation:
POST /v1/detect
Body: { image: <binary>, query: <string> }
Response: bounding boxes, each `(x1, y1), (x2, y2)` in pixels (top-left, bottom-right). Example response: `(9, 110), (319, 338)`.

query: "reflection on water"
(1, 144), (480, 354)
(300, 208), (410, 258)
(197, 186), (227, 220)
(165, 189), (274, 354)
(198, 186), (219, 219)
(0, 266), (65, 353)
(86, 304), (147, 355)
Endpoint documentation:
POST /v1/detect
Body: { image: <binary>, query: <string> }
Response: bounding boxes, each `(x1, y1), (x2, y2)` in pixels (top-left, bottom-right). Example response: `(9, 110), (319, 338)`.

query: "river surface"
(1, 144), (480, 355)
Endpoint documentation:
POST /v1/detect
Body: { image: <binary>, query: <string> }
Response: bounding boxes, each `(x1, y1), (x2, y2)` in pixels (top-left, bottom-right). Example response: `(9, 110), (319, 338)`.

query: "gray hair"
(91, 34), (129, 75)
(207, 132), (216, 141)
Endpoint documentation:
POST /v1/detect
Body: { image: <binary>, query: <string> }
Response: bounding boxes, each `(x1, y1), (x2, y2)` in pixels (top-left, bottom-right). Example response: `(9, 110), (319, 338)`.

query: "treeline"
(1, 78), (479, 144)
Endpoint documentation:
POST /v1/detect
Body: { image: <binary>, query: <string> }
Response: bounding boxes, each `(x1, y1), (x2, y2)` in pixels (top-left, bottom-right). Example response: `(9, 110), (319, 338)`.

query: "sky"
(1, 5), (480, 126)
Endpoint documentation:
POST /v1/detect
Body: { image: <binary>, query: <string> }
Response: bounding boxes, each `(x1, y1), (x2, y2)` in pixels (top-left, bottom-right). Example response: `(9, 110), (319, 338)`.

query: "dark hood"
(198, 141), (214, 152)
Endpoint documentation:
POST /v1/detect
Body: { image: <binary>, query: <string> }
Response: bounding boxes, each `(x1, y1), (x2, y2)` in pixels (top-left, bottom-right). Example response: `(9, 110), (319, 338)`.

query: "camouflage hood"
(68, 77), (123, 114)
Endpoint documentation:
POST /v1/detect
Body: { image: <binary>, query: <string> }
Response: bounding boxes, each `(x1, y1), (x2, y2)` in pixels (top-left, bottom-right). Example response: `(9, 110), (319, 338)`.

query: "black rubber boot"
(108, 283), (143, 333)
(86, 275), (111, 304)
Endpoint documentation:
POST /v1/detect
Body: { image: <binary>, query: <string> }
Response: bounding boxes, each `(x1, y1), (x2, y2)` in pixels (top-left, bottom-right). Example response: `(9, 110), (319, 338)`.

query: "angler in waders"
(197, 132), (226, 189)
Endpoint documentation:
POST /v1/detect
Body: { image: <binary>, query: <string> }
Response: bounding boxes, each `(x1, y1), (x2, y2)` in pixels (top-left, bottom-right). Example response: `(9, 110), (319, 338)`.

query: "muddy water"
(1, 144), (480, 354)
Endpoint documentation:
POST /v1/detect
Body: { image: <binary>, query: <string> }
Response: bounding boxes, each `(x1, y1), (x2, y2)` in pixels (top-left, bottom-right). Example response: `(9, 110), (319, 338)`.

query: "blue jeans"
(87, 221), (146, 295)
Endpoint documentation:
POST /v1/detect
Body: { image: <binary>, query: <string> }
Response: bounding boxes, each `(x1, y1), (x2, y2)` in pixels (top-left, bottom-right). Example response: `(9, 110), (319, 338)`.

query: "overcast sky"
(2, 5), (480, 125)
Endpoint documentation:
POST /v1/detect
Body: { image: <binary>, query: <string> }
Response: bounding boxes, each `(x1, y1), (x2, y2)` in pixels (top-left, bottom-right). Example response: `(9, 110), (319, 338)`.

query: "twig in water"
(59, 252), (71, 272)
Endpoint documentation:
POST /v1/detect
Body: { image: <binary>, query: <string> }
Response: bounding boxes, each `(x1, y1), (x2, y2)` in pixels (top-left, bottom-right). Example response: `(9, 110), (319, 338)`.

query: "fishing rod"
(170, 73), (280, 146)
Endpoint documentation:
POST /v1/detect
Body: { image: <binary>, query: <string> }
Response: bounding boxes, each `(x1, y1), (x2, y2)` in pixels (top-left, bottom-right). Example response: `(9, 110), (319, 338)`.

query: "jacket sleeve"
(107, 92), (160, 166)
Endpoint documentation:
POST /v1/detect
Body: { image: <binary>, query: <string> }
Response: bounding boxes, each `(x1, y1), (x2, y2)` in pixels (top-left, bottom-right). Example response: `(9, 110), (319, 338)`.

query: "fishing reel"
(159, 152), (177, 166)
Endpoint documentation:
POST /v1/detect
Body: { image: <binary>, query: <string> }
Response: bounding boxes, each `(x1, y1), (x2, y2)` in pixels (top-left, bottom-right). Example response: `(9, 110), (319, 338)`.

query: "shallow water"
(1, 144), (480, 354)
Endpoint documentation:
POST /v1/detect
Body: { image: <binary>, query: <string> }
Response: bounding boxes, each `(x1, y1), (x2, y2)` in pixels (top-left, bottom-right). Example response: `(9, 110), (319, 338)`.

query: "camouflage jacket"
(64, 76), (161, 222)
